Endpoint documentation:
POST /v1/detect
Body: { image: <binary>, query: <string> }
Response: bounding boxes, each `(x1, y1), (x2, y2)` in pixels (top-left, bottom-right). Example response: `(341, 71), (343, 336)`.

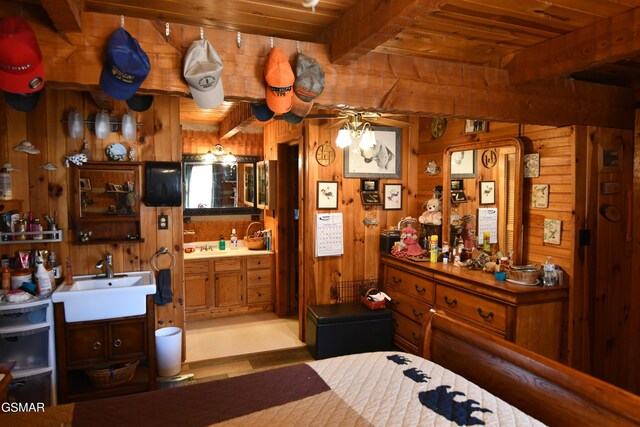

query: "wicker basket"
(244, 222), (265, 250)
(85, 360), (139, 389)
(507, 265), (541, 285)
(360, 288), (387, 310)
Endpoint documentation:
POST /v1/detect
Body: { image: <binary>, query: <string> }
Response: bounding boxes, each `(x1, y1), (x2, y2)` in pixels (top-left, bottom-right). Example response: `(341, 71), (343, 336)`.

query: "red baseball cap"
(0, 16), (45, 94)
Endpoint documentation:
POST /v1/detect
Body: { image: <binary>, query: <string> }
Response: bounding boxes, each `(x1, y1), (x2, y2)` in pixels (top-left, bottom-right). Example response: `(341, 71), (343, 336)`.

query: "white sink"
(52, 271), (156, 322)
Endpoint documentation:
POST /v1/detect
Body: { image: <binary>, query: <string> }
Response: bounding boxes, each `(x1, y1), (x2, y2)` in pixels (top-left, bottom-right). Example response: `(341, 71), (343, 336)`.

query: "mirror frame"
(442, 137), (524, 264)
(182, 154), (262, 216)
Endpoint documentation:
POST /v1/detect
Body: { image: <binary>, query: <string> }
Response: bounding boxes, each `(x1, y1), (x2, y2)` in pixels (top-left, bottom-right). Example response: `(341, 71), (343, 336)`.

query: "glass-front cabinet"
(71, 162), (142, 244)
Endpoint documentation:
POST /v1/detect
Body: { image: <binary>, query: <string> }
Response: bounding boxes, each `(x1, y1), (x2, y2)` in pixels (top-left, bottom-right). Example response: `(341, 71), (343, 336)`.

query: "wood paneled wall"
(0, 89), (185, 335)
(181, 130), (263, 156)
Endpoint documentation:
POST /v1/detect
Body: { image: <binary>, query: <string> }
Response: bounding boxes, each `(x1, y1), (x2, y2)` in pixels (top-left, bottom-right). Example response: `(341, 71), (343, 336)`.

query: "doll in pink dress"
(391, 226), (427, 258)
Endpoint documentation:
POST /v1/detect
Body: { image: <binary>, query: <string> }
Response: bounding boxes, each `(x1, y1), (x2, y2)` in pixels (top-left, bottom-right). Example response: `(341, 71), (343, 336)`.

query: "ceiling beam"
(39, 0), (83, 33)
(16, 7), (635, 129)
(504, 6), (640, 85)
(321, 0), (440, 66)
(218, 103), (254, 139)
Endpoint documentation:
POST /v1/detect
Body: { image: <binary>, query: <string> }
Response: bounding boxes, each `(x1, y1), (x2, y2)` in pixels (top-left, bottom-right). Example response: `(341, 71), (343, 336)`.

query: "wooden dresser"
(381, 255), (568, 360)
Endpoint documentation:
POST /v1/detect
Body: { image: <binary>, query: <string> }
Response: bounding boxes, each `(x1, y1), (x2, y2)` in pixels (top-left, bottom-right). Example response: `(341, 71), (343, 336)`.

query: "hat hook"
(270, 36), (274, 49)
(237, 32), (243, 49)
(200, 27), (205, 40)
(120, 15), (125, 28)
(165, 22), (170, 42)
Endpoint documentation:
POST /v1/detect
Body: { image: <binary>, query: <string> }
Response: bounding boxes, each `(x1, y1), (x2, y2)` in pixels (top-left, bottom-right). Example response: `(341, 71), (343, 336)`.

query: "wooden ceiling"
(28, 0), (640, 125)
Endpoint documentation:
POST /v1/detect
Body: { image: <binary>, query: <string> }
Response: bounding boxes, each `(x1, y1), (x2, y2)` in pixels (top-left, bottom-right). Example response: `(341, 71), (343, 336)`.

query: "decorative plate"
(315, 143), (335, 167)
(431, 117), (447, 139)
(106, 143), (127, 161)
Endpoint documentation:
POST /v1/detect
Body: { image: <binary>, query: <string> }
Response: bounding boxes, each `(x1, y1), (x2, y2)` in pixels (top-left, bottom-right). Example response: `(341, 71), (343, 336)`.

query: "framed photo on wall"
(463, 120), (489, 134)
(361, 192), (382, 205)
(317, 181), (338, 209)
(479, 181), (495, 205)
(383, 184), (402, 210)
(450, 150), (476, 178)
(361, 179), (379, 192)
(344, 126), (401, 178)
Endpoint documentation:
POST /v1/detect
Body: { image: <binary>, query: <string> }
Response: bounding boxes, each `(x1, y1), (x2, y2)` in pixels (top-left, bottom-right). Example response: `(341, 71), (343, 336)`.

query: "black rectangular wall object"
(144, 161), (182, 207)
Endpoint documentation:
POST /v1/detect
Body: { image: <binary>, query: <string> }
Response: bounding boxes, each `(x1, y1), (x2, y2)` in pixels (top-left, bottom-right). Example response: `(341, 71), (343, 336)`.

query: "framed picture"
(344, 126), (401, 178)
(361, 179), (379, 192)
(79, 178), (91, 191)
(361, 192), (382, 205)
(383, 184), (402, 210)
(544, 219), (562, 245)
(317, 181), (338, 209)
(479, 181), (495, 205)
(524, 153), (540, 178)
(463, 120), (489, 134)
(450, 150), (476, 178)
(450, 191), (468, 203)
(532, 184), (549, 208)
(600, 144), (622, 173)
(450, 179), (463, 191)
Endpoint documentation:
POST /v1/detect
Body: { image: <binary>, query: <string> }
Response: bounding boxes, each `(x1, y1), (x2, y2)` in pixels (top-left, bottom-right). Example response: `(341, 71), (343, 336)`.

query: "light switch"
(158, 214), (169, 230)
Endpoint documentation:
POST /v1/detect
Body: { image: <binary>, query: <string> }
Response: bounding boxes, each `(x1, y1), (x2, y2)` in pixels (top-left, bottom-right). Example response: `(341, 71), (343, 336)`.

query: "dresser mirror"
(442, 138), (524, 263)
(182, 154), (261, 216)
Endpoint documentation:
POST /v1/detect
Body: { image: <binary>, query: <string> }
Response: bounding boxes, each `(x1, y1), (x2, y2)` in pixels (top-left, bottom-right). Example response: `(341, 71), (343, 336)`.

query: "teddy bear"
(419, 197), (442, 225)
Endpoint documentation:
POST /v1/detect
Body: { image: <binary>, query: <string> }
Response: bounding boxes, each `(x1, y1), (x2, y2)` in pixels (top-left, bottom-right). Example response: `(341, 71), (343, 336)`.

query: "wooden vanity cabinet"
(381, 255), (568, 360)
(185, 253), (274, 320)
(54, 295), (156, 403)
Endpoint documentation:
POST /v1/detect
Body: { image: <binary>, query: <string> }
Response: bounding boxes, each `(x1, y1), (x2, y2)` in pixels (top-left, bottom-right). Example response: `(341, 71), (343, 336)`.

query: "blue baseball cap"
(100, 28), (150, 100)
(251, 103), (274, 122)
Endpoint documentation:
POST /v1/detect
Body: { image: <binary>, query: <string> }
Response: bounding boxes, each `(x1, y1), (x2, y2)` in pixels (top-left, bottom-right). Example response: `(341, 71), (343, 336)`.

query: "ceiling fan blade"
(324, 118), (348, 129)
(304, 113), (348, 120)
(366, 117), (411, 128)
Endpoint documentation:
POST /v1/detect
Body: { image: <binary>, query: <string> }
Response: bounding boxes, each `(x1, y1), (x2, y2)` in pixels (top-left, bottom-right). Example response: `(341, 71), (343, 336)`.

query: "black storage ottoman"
(305, 302), (393, 359)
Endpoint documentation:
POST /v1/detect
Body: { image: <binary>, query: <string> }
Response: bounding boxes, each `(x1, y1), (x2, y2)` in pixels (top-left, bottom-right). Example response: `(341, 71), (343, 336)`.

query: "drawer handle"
(93, 341), (102, 350)
(392, 276), (402, 284)
(443, 296), (457, 307)
(411, 332), (420, 342)
(414, 284), (426, 294)
(113, 339), (122, 348)
(412, 308), (424, 319)
(390, 300), (400, 307)
(477, 308), (494, 320)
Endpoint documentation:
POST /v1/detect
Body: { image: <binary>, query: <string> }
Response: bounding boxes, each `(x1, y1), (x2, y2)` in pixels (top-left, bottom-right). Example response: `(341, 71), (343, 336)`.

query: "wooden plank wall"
(0, 89), (185, 340)
(631, 110), (640, 393)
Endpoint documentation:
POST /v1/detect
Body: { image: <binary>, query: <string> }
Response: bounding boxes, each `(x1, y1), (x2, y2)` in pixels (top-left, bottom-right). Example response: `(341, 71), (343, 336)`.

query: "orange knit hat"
(264, 47), (294, 115)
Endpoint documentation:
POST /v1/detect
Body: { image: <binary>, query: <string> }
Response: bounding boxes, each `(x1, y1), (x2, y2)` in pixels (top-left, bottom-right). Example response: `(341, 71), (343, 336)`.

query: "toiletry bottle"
(543, 256), (557, 287)
(430, 235), (438, 263)
(34, 251), (52, 294)
(230, 229), (238, 247)
(483, 232), (491, 252)
(49, 252), (61, 280)
(219, 235), (226, 251)
(1, 265), (10, 290)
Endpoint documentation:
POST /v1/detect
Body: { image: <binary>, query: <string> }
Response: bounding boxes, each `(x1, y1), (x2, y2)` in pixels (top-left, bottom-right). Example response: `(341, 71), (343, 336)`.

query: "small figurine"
(65, 153), (88, 167)
(425, 160), (440, 175)
(419, 197), (442, 225)
(391, 226), (427, 258)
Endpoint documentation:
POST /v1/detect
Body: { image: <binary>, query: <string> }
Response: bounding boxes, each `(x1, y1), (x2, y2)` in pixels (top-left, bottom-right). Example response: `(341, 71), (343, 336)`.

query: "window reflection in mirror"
(182, 154), (260, 215)
(442, 138), (523, 264)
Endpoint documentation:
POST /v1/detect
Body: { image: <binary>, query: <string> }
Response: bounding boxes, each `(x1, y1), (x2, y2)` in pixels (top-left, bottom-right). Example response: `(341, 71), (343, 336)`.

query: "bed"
(3, 310), (639, 426)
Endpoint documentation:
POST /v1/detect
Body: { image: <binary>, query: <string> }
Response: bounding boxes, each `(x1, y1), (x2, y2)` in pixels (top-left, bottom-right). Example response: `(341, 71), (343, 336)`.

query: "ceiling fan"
(304, 110), (411, 129)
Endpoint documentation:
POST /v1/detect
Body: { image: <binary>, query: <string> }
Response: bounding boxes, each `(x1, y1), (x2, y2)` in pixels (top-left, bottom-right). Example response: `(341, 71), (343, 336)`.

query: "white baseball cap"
(183, 39), (224, 109)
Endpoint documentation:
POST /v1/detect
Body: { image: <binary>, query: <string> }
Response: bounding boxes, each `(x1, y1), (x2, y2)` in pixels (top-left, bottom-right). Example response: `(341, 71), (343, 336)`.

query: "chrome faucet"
(95, 252), (114, 278)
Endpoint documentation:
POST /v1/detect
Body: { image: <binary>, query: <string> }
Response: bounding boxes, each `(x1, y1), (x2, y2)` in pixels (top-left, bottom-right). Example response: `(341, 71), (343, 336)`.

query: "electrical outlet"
(158, 214), (169, 230)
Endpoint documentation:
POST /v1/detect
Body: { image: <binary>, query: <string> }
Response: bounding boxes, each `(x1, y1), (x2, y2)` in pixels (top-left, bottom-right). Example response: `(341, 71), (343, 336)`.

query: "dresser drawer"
(384, 266), (434, 304)
(435, 284), (507, 333)
(247, 268), (272, 287)
(247, 285), (272, 304)
(391, 312), (422, 349)
(185, 260), (210, 274)
(246, 255), (272, 270)
(385, 287), (431, 324)
(214, 257), (242, 272)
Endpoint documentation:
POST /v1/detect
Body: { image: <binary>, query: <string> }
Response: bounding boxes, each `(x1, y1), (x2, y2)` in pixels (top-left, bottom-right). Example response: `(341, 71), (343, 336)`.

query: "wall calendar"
(315, 213), (344, 257)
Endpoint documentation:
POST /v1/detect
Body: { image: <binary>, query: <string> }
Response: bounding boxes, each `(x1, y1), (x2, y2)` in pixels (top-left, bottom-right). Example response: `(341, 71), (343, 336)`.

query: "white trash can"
(155, 327), (182, 377)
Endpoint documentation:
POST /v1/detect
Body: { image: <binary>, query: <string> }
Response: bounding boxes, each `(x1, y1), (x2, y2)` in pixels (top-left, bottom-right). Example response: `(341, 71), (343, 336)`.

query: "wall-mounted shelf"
(0, 230), (63, 244)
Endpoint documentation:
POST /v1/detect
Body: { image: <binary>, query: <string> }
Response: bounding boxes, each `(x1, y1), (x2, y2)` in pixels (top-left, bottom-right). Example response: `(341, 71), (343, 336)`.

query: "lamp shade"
(121, 111), (136, 140)
(336, 128), (352, 148)
(94, 111), (110, 139)
(67, 109), (84, 139)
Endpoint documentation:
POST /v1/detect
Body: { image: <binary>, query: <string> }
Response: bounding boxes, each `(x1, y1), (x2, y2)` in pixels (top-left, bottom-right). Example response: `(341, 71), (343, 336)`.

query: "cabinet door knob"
(93, 341), (102, 350)
(113, 338), (122, 348)
(443, 296), (457, 307)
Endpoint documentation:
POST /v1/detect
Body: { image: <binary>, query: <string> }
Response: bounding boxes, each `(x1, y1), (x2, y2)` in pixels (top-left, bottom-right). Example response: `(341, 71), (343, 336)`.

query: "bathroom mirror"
(182, 154), (261, 216)
(442, 138), (524, 263)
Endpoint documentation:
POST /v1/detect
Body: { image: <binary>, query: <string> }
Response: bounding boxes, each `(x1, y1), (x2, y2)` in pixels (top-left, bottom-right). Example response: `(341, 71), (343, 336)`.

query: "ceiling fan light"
(203, 149), (215, 163)
(359, 129), (377, 150)
(223, 152), (237, 165)
(336, 128), (352, 148)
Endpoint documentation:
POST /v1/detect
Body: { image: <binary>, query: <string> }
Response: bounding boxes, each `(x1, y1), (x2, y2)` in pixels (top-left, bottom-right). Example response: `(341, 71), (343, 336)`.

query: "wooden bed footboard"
(421, 310), (640, 427)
